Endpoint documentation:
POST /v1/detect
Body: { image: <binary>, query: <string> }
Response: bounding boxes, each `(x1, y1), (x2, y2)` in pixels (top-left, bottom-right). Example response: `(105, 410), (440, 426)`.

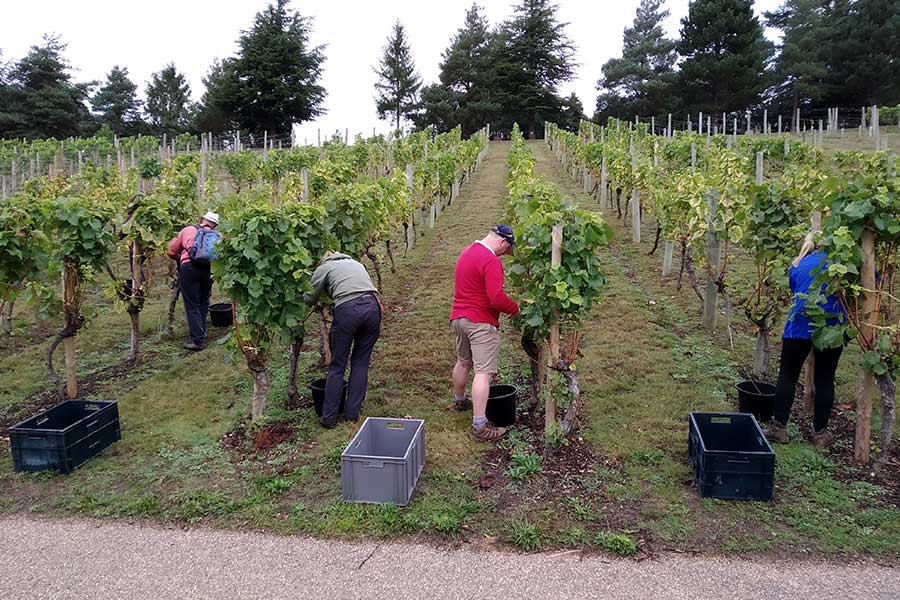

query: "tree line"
(0, 0), (324, 141)
(596, 0), (900, 123)
(1, 0), (897, 143)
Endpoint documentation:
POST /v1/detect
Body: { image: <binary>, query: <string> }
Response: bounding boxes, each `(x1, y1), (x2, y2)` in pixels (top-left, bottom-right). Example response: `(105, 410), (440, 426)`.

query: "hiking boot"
(764, 420), (789, 444)
(447, 396), (473, 412)
(470, 423), (508, 442)
(319, 416), (337, 429)
(812, 428), (835, 449)
(183, 341), (207, 352)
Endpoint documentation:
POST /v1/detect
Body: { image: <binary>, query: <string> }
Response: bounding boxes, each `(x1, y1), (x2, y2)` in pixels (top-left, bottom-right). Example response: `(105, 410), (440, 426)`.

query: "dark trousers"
(179, 262), (212, 344)
(774, 338), (844, 431)
(324, 294), (382, 422)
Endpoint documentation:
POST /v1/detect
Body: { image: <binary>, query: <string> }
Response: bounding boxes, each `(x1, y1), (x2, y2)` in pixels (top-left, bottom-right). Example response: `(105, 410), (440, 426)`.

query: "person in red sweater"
(450, 224), (520, 441)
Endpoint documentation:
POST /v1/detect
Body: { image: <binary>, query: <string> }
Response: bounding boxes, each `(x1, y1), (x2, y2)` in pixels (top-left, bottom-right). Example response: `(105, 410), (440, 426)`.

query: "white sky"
(1, 0), (782, 142)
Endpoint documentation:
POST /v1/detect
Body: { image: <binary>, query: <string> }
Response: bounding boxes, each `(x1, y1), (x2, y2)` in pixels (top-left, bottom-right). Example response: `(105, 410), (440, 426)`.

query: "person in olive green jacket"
(304, 253), (383, 428)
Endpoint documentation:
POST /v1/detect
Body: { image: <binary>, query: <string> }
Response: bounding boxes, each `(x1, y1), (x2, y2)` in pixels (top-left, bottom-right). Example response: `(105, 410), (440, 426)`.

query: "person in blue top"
(764, 235), (845, 449)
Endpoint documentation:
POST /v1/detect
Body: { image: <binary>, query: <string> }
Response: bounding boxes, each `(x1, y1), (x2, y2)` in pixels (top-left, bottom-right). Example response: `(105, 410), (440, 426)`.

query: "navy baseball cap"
(491, 224), (515, 249)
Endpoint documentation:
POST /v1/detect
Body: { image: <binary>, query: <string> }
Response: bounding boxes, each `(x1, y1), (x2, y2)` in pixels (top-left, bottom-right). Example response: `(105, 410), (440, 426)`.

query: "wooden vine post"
(62, 265), (78, 398)
(545, 224), (563, 439)
(630, 146), (640, 243)
(703, 191), (720, 332)
(405, 164), (416, 251)
(856, 229), (877, 464)
(128, 240), (143, 362)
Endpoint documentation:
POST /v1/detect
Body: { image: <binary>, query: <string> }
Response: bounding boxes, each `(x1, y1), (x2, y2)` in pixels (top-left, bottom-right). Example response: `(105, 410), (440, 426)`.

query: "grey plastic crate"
(341, 417), (425, 506)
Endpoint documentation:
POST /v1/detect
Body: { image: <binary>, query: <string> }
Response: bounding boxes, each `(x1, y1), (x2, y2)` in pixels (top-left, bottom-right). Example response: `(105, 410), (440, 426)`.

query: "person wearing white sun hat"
(167, 211), (222, 351)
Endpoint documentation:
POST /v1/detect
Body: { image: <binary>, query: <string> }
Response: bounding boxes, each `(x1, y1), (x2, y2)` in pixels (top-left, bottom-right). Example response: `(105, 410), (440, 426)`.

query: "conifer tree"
(374, 20), (422, 130)
(596, 0), (677, 120)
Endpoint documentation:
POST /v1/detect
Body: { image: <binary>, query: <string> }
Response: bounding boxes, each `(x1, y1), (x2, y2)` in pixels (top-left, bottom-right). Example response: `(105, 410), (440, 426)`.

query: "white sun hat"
(202, 211), (220, 225)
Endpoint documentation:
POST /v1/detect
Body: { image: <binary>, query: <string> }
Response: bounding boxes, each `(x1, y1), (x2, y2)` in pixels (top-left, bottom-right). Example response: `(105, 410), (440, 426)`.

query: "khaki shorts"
(452, 317), (501, 374)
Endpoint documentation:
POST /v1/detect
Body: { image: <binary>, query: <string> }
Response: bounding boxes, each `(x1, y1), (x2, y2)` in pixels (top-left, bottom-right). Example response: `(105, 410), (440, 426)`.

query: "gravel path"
(0, 515), (896, 600)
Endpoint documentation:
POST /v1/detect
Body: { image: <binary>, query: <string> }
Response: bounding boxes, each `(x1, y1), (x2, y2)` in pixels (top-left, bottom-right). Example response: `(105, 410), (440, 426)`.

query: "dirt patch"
(254, 422), (295, 451)
(220, 420), (300, 454)
(0, 360), (135, 435)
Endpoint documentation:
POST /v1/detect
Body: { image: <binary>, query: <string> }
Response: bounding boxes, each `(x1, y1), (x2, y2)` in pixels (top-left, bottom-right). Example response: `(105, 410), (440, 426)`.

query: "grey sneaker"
(183, 341), (207, 352)
(764, 420), (789, 444)
(812, 428), (835, 449)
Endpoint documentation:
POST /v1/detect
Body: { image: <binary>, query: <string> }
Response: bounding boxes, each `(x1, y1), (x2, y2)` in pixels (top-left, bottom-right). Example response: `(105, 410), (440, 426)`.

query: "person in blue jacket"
(765, 235), (845, 449)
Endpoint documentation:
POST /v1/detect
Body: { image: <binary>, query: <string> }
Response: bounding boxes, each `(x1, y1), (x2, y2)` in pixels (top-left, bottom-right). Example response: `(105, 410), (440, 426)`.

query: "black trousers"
(324, 294), (382, 422)
(774, 338), (844, 431)
(179, 262), (212, 344)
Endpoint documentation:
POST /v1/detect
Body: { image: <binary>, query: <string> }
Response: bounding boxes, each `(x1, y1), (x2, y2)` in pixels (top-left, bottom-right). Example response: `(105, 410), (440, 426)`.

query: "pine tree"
(195, 0), (325, 135)
(824, 0), (900, 106)
(764, 0), (831, 112)
(0, 36), (92, 139)
(193, 59), (237, 134)
(559, 91), (585, 131)
(490, 0), (575, 134)
(676, 0), (773, 114)
(374, 20), (422, 130)
(145, 63), (193, 136)
(91, 66), (143, 136)
(418, 4), (498, 134)
(595, 0), (677, 120)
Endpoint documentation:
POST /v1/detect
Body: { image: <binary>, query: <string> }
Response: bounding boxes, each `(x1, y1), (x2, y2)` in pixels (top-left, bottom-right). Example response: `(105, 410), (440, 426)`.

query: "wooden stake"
(856, 230), (877, 464)
(755, 151), (764, 185)
(545, 224), (563, 439)
(631, 187), (641, 243)
(662, 240), (674, 276)
(600, 156), (608, 207)
(703, 191), (720, 332)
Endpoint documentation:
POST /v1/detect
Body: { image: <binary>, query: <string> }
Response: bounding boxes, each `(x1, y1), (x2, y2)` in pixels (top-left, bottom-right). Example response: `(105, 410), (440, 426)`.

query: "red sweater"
(450, 242), (519, 326)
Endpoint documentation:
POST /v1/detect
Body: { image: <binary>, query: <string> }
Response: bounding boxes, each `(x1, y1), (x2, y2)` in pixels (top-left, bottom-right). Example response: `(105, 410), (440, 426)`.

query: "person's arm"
(304, 264), (329, 306)
(167, 228), (186, 259)
(484, 259), (519, 316)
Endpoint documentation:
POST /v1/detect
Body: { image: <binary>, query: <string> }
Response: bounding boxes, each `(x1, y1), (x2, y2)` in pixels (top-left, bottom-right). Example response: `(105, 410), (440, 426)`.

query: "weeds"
(594, 532), (637, 556)
(507, 521), (542, 551)
(506, 451), (542, 481)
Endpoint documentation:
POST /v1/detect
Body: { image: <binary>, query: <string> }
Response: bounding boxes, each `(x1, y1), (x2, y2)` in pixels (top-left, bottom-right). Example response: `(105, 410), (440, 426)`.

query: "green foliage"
(809, 155), (900, 374)
(505, 451), (542, 481)
(214, 200), (330, 350)
(506, 125), (611, 339)
(507, 520), (543, 551)
(0, 196), (48, 303)
(594, 531), (638, 556)
(45, 194), (116, 271)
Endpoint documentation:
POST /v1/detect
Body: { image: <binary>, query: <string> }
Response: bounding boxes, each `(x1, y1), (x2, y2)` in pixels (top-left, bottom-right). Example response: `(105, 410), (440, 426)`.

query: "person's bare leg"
(472, 373), (492, 419)
(452, 360), (470, 398)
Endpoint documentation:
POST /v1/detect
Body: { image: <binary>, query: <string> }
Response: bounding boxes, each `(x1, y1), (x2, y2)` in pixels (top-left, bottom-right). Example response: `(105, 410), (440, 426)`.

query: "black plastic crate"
(9, 400), (121, 474)
(688, 412), (775, 501)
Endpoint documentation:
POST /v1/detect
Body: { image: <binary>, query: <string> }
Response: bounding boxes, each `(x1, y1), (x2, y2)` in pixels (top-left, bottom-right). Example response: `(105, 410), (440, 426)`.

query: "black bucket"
(735, 381), (776, 423)
(209, 303), (234, 327)
(309, 378), (347, 417)
(487, 384), (517, 427)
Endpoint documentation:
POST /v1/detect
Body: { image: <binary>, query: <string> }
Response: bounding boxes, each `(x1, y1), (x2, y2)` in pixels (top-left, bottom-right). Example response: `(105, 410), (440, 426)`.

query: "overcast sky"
(1, 0), (782, 142)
